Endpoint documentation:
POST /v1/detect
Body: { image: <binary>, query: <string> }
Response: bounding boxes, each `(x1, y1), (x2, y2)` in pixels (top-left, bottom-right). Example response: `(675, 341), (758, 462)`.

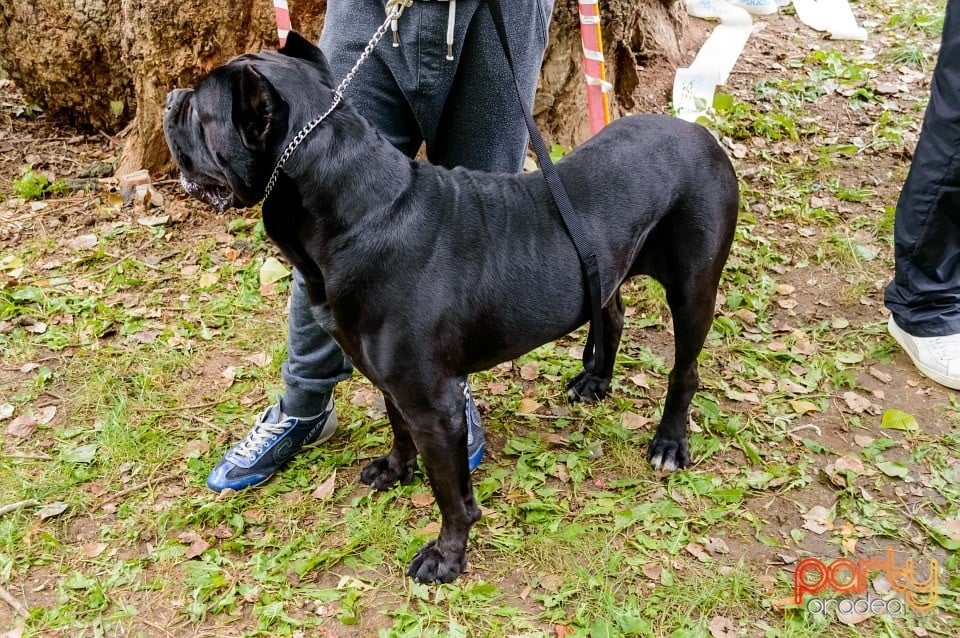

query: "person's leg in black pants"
(885, 0), (960, 389)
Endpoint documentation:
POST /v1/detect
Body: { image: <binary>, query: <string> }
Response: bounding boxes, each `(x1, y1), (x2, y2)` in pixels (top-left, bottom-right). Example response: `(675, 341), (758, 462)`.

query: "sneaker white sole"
(887, 316), (960, 390)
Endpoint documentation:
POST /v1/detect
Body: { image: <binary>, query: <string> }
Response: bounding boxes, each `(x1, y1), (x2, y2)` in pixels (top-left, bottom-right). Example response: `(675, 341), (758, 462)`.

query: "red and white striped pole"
(274, 0), (291, 47)
(578, 1), (611, 135)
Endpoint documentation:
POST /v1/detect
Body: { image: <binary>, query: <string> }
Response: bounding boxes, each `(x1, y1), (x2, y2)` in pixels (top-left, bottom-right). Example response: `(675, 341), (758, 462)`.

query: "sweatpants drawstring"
(389, 0), (457, 60)
(446, 0), (457, 60)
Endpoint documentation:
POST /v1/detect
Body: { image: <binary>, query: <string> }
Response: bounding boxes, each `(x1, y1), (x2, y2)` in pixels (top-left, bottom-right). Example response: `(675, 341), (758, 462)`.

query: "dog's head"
(162, 32), (336, 211)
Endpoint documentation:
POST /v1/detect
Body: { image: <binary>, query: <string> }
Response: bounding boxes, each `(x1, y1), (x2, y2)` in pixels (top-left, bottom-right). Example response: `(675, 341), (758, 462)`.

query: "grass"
(2, 0), (960, 635)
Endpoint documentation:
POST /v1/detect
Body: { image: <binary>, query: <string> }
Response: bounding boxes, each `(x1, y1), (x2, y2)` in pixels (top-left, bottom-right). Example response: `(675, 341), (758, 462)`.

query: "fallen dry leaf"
(777, 298), (798, 310)
(733, 308), (757, 326)
(540, 574), (563, 592)
(211, 525), (234, 539)
(641, 563), (662, 581)
(841, 535), (857, 554)
(789, 400), (819, 415)
(68, 234), (98, 250)
(868, 367), (893, 384)
(685, 542), (710, 562)
(836, 607), (872, 626)
(311, 470), (337, 500)
(410, 492), (435, 507)
(259, 256), (291, 285)
(198, 270), (219, 288)
(621, 411), (652, 430)
(771, 595), (798, 611)
(834, 455), (865, 474)
(778, 378), (809, 394)
(791, 339), (818, 356)
(801, 505), (833, 535)
(842, 391), (874, 414)
(708, 615), (737, 638)
(184, 537), (211, 560)
(552, 462), (570, 483)
(244, 352), (270, 367)
(82, 542), (109, 558)
(519, 362), (539, 380)
(25, 321), (46, 334)
(137, 214), (169, 227)
(36, 405), (57, 425)
(727, 389), (761, 404)
(487, 380), (508, 395)
(180, 439), (211, 458)
(242, 508), (266, 522)
(1, 623), (25, 638)
(705, 537), (730, 556)
(6, 414), (38, 438)
(940, 518), (960, 543)
(518, 398), (542, 414)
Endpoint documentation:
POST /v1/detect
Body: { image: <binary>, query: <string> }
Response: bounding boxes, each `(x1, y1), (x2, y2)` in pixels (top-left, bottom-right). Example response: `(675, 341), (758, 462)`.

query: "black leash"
(486, 0), (607, 377)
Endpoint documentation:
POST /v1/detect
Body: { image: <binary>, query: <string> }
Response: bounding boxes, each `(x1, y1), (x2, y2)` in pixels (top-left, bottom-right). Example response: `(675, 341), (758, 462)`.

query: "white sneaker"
(888, 316), (960, 390)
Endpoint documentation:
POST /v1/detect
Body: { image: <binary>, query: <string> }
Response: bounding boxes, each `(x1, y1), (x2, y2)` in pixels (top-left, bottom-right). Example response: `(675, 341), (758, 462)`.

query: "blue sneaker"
(206, 396), (337, 492)
(461, 381), (486, 472)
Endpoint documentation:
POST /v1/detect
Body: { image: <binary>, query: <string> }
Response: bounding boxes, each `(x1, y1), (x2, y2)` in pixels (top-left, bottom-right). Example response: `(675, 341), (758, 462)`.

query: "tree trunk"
(0, 0), (131, 131)
(0, 0), (684, 176)
(539, 0), (687, 146)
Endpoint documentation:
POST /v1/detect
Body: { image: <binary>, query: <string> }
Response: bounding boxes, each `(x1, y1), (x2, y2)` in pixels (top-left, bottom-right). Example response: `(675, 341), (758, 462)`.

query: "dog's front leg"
(359, 395), (418, 490)
(401, 381), (481, 584)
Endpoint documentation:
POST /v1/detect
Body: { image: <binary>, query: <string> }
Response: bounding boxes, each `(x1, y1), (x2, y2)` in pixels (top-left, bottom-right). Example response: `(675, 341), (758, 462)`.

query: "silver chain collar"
(260, 0), (412, 204)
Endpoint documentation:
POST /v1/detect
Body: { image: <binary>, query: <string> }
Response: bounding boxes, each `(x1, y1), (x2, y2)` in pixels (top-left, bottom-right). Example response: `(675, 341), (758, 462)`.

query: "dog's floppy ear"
(233, 66), (288, 153)
(279, 31), (334, 84)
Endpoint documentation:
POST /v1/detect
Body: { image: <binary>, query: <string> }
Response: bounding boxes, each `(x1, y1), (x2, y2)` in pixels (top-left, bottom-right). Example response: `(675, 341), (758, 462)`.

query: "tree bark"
(0, 0), (684, 176)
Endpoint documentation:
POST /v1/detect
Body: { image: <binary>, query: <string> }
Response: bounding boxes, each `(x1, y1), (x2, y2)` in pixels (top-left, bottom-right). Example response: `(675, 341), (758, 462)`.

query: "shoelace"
(231, 419), (291, 461)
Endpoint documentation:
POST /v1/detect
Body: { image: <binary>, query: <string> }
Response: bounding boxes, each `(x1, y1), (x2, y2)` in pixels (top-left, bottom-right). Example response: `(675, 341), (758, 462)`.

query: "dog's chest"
(308, 303), (338, 336)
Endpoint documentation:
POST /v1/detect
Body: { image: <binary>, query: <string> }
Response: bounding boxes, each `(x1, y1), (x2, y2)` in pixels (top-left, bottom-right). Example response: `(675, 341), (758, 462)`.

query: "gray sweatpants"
(281, 0), (555, 415)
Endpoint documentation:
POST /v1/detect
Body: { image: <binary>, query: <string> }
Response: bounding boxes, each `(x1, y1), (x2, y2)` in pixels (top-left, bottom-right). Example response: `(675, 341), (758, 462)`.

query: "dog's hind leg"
(566, 290), (625, 402)
(647, 262), (722, 472)
(401, 379), (482, 584)
(359, 396), (418, 490)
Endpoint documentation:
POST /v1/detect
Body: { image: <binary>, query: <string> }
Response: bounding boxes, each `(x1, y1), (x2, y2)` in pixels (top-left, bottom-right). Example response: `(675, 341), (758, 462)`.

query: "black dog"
(163, 32), (738, 584)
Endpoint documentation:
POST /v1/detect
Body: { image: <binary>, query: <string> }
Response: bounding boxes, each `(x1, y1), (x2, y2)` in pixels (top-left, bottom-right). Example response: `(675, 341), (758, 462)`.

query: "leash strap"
(486, 0), (606, 376)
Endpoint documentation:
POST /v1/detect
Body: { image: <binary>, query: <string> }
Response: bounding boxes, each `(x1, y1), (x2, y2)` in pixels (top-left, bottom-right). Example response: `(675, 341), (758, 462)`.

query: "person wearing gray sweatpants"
(207, 0), (556, 491)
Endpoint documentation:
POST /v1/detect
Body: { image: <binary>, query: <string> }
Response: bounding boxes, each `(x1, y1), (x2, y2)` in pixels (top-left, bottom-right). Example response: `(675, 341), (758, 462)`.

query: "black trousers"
(886, 0), (960, 337)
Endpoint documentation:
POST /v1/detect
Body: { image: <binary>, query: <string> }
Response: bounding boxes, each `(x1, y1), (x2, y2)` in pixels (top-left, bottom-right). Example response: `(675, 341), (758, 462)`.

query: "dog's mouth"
(180, 176), (235, 213)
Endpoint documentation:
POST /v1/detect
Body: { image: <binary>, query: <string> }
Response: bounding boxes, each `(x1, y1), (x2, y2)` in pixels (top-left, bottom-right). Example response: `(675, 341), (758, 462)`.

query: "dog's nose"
(165, 88), (190, 111)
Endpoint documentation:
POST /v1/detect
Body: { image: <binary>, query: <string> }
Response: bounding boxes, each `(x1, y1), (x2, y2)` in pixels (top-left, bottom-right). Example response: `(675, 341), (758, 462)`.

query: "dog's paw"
(406, 540), (466, 584)
(566, 371), (610, 403)
(359, 454), (416, 490)
(647, 435), (690, 472)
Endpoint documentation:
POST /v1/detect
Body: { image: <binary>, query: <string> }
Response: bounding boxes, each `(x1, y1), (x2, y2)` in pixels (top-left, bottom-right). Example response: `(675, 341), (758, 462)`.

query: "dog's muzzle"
(180, 176), (235, 213)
